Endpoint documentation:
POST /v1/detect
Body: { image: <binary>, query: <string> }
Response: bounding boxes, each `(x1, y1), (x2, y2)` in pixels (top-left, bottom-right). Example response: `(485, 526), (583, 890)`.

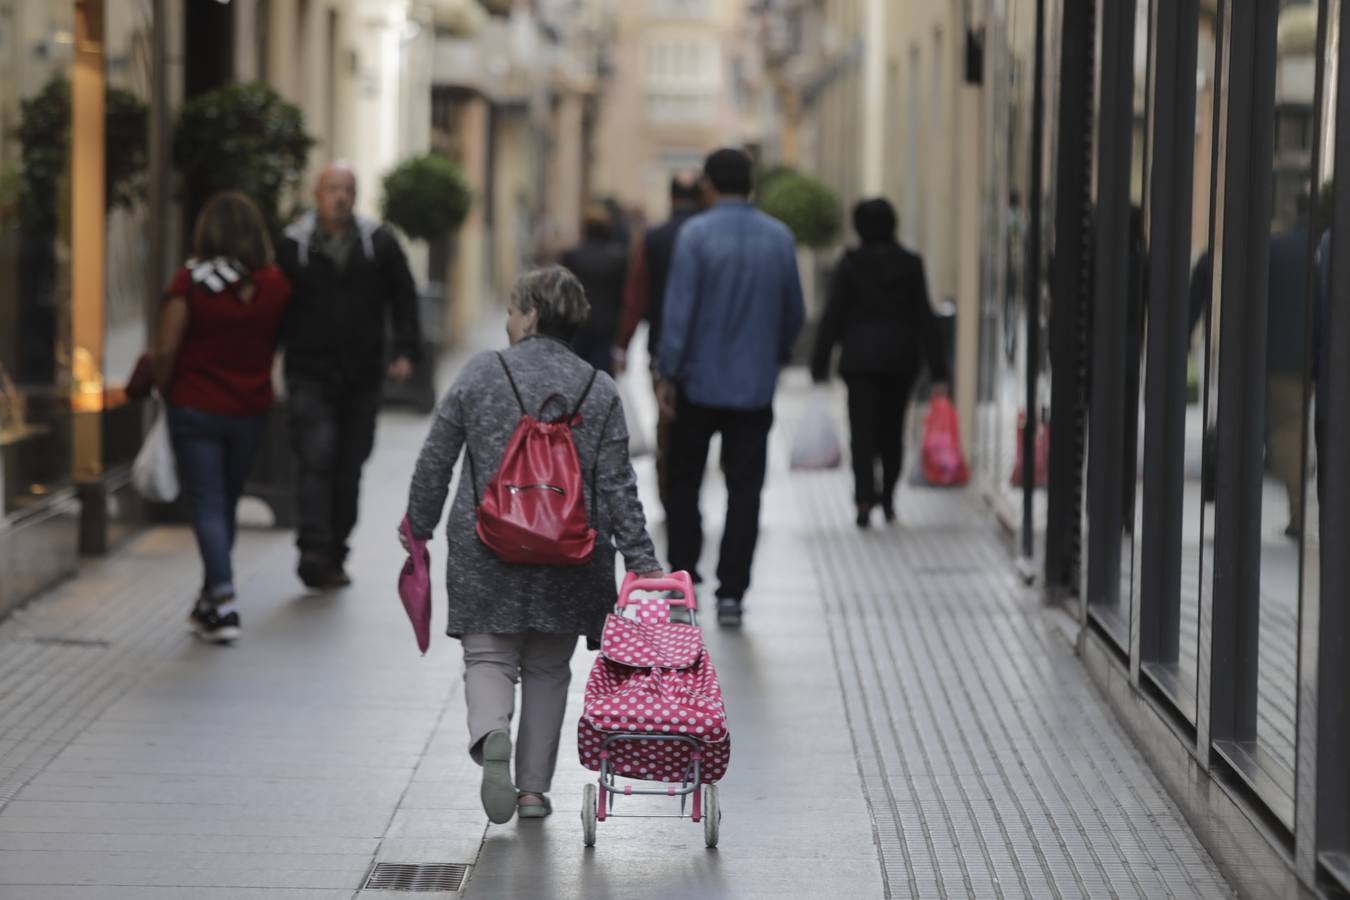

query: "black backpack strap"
(496, 352), (525, 414)
(569, 367), (600, 420)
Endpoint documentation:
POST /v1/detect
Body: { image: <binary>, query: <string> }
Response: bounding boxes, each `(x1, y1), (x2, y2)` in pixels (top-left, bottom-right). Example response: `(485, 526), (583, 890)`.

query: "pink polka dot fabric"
(578, 612), (731, 784)
(599, 612), (703, 669)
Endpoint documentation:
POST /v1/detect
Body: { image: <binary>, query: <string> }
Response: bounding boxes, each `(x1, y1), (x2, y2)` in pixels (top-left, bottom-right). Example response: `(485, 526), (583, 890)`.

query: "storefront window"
(975, 0), (1057, 537)
(101, 0), (152, 471)
(1122, 0), (1153, 612)
(1085, 0), (1152, 645)
(1246, 0), (1320, 813)
(0, 1), (76, 518)
(1139, 0), (1225, 723)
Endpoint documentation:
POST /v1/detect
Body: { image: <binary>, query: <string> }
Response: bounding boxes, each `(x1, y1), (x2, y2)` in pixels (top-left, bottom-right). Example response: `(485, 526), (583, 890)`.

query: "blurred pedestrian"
(1267, 193), (1312, 538)
(153, 191), (292, 642)
(561, 204), (629, 374)
(811, 198), (950, 528)
(404, 267), (662, 824)
(279, 162), (421, 589)
(656, 148), (805, 626)
(613, 171), (704, 507)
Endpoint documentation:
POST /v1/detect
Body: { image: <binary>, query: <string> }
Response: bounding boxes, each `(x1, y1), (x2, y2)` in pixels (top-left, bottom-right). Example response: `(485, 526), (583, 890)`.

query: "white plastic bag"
(790, 394), (843, 471)
(618, 376), (653, 459)
(132, 401), (179, 502)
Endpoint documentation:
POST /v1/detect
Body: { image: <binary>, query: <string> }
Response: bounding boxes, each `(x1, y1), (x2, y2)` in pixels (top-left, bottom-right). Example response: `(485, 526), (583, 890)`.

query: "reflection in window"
(0, 0), (77, 517)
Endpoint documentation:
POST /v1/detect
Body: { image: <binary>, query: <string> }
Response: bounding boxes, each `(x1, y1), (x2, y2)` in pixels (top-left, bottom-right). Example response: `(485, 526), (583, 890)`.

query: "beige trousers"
(1268, 375), (1306, 529)
(461, 632), (578, 794)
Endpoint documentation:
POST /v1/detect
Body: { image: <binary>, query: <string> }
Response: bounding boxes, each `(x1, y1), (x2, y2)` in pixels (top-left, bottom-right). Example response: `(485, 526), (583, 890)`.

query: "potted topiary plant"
(17, 76), (149, 236)
(381, 152), (473, 245)
(10, 76), (148, 388)
(755, 168), (842, 248)
(379, 153), (474, 413)
(756, 167), (843, 365)
(172, 82), (314, 238)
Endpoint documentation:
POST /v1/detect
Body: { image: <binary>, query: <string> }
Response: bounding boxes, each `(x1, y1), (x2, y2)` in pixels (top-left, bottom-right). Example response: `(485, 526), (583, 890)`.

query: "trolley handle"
(617, 571), (697, 610)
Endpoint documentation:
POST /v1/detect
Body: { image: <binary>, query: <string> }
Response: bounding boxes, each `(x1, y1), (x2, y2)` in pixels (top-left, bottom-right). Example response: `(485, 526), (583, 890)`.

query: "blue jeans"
(167, 405), (267, 600)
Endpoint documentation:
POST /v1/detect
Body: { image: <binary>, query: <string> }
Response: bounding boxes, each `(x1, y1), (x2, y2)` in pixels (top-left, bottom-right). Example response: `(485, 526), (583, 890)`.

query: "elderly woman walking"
(404, 267), (662, 824)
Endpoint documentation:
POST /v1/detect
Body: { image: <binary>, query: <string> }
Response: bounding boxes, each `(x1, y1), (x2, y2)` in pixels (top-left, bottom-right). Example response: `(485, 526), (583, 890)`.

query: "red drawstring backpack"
(474, 353), (599, 565)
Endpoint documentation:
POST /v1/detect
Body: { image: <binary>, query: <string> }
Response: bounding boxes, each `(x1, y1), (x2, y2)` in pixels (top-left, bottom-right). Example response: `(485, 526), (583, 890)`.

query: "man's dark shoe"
(297, 553), (328, 588)
(856, 505), (873, 529)
(298, 554), (349, 589)
(716, 596), (743, 627)
(880, 501), (896, 524)
(188, 599), (240, 644)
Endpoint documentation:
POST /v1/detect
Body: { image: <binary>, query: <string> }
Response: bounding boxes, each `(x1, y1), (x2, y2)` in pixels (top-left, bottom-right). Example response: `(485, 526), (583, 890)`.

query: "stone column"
(860, 0), (888, 195)
(549, 89), (585, 252)
(71, 0), (106, 483)
(450, 94), (490, 340)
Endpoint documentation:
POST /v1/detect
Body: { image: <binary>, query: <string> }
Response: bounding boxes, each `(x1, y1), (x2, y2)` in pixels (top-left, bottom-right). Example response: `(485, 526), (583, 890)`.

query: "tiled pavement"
(0, 330), (1235, 898)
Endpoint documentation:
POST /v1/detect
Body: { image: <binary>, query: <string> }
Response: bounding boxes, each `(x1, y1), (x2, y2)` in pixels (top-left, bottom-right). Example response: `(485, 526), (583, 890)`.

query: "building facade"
(0, 0), (486, 614)
(987, 0), (1349, 895)
(753, 1), (1349, 895)
(591, 0), (755, 222)
(751, 0), (984, 445)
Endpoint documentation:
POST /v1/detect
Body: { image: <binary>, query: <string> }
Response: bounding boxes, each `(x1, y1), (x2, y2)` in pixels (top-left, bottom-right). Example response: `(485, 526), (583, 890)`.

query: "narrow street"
(0, 332), (1231, 898)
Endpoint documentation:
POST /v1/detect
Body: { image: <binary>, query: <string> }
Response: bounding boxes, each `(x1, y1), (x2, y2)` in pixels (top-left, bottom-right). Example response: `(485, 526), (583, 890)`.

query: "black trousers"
(287, 378), (381, 564)
(665, 394), (773, 601)
(844, 372), (917, 508)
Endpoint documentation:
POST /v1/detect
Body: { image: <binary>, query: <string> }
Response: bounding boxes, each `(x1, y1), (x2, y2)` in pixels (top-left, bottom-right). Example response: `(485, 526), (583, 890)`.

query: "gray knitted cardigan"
(406, 335), (661, 644)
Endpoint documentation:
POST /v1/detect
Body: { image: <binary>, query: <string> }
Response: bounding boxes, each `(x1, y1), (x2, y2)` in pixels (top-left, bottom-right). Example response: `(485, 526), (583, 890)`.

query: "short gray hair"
(510, 266), (591, 339)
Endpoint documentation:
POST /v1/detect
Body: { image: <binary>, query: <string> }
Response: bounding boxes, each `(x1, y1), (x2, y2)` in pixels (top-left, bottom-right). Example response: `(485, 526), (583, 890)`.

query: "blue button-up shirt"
(658, 200), (806, 410)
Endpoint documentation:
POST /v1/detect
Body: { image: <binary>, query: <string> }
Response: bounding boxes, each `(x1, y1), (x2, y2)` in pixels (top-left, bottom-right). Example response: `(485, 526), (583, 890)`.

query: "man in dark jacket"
(613, 172), (703, 370)
(278, 163), (420, 588)
(612, 171), (703, 507)
(561, 206), (629, 374)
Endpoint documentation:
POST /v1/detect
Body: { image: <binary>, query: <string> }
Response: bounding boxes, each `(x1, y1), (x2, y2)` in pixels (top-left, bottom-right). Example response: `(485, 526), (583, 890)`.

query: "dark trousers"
(648, 370), (673, 507)
(844, 373), (917, 508)
(665, 394), (773, 601)
(287, 379), (381, 564)
(167, 405), (268, 599)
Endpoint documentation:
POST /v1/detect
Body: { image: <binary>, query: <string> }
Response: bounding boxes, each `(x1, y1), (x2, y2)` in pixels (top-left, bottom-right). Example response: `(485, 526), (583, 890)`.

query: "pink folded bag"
(398, 516), (432, 655)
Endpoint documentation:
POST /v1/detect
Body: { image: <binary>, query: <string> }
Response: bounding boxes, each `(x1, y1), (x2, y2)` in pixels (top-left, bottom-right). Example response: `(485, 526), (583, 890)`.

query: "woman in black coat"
(811, 198), (950, 528)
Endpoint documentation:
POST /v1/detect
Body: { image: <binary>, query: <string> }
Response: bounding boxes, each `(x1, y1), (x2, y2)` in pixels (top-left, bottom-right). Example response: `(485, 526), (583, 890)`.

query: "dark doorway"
(183, 0), (236, 241)
(185, 0), (235, 101)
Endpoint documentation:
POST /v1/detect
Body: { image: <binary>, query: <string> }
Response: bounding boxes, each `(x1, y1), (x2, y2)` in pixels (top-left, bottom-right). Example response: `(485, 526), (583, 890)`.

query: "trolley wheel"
(703, 784), (721, 848)
(582, 783), (598, 847)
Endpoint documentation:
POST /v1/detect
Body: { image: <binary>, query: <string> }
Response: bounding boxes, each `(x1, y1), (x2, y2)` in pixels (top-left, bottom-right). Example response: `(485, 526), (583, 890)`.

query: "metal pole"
(1043, 0), (1095, 595)
(1022, 0), (1046, 561)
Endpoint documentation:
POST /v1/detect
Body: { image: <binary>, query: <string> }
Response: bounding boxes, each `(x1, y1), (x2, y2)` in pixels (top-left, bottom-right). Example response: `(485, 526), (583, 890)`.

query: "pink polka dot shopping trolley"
(576, 570), (728, 847)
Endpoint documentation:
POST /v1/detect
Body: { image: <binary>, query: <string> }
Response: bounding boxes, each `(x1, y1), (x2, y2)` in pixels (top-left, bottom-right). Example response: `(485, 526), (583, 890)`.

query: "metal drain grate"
(364, 863), (470, 892)
(30, 636), (111, 648)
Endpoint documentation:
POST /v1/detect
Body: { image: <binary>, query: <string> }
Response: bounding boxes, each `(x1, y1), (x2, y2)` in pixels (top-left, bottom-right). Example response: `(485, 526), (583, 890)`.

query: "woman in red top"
(154, 192), (291, 642)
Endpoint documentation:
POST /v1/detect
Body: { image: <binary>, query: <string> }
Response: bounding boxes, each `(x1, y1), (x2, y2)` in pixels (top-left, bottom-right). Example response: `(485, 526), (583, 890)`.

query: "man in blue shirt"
(656, 148), (806, 625)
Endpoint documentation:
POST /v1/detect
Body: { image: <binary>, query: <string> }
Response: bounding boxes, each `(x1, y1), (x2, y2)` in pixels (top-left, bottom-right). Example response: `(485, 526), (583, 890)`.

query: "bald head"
(315, 163), (357, 233)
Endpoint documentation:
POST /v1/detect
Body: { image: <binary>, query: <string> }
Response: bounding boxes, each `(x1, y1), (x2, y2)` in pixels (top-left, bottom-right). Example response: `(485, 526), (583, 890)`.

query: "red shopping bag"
(1010, 409), (1050, 488)
(398, 516), (432, 655)
(921, 394), (970, 487)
